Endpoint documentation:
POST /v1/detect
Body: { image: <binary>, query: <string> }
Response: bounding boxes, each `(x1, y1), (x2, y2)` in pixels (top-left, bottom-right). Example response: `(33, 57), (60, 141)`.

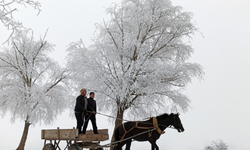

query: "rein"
(93, 111), (172, 140)
(94, 111), (176, 139)
(120, 117), (164, 140)
(95, 111), (175, 129)
(93, 128), (157, 149)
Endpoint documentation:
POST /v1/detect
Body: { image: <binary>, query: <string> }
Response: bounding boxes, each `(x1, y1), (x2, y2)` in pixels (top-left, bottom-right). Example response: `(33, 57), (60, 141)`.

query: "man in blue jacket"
(74, 88), (88, 134)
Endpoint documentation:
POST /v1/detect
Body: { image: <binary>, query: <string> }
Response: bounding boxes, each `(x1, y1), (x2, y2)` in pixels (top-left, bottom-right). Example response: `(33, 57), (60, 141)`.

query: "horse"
(113, 113), (184, 150)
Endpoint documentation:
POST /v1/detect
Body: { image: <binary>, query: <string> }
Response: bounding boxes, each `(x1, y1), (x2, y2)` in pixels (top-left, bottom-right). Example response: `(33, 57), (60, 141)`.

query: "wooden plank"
(41, 128), (108, 142)
(85, 129), (108, 134)
(77, 134), (109, 142)
(41, 128), (78, 140)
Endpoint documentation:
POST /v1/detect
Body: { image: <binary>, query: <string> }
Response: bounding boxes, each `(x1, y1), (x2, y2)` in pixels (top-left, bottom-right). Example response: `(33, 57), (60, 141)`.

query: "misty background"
(0, 0), (250, 150)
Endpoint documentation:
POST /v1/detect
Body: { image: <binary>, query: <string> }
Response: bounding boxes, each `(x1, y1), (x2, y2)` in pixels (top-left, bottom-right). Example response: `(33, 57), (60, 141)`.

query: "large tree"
(67, 0), (203, 133)
(0, 30), (69, 150)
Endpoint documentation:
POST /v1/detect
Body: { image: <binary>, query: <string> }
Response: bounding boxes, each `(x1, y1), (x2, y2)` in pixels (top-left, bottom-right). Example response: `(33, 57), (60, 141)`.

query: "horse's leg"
(150, 143), (159, 150)
(148, 139), (159, 150)
(151, 144), (154, 150)
(116, 141), (126, 150)
(125, 139), (132, 150)
(114, 143), (120, 150)
(154, 143), (159, 150)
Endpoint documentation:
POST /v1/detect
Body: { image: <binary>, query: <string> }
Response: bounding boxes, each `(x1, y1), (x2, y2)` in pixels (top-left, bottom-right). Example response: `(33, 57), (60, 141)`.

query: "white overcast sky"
(0, 0), (250, 150)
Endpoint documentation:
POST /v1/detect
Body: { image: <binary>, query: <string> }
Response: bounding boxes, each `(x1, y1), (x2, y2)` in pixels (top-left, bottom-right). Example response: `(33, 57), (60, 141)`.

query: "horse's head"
(170, 113), (184, 132)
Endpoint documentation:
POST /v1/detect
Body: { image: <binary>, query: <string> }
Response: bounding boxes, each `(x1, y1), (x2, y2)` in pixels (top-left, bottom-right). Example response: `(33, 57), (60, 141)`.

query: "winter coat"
(87, 97), (96, 112)
(74, 95), (87, 113)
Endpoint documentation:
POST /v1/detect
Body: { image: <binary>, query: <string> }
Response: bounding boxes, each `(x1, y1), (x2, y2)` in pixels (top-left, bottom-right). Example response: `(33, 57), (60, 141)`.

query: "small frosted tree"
(0, 0), (41, 41)
(205, 140), (228, 150)
(0, 30), (70, 150)
(67, 0), (203, 133)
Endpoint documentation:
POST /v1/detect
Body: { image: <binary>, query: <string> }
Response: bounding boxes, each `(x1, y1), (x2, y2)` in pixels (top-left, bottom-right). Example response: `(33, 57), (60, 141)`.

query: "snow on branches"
(0, 29), (69, 125)
(67, 0), (203, 121)
(0, 0), (41, 41)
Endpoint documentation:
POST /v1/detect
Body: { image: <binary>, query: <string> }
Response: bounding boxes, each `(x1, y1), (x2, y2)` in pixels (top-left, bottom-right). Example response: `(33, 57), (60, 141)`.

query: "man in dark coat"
(74, 88), (88, 134)
(82, 92), (98, 134)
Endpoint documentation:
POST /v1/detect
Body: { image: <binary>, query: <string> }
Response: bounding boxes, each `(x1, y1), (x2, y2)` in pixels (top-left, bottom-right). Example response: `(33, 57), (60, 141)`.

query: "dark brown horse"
(113, 113), (184, 150)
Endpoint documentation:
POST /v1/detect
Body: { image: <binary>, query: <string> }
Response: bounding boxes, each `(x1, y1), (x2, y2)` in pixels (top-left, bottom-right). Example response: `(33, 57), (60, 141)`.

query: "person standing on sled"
(74, 88), (88, 134)
(82, 92), (98, 134)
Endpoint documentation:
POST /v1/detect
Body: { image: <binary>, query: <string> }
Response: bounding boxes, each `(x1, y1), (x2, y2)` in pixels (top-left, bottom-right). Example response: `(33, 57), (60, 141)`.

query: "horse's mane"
(156, 113), (171, 120)
(144, 113), (173, 122)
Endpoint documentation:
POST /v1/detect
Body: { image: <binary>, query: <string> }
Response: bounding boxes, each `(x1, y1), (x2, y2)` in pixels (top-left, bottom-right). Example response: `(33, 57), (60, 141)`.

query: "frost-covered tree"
(0, 30), (69, 150)
(67, 0), (203, 132)
(205, 140), (228, 150)
(0, 0), (41, 41)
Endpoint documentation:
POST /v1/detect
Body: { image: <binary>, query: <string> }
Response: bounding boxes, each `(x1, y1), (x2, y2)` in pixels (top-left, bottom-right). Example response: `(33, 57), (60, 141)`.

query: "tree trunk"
(16, 120), (31, 150)
(114, 109), (124, 130)
(110, 108), (124, 150)
(111, 108), (124, 142)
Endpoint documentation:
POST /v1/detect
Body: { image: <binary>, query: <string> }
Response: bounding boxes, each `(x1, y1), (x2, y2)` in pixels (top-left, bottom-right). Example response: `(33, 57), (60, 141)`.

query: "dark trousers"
(82, 113), (98, 134)
(75, 112), (84, 134)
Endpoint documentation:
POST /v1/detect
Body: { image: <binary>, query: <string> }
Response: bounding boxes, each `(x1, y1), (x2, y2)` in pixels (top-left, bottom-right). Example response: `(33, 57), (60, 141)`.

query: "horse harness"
(120, 117), (165, 140)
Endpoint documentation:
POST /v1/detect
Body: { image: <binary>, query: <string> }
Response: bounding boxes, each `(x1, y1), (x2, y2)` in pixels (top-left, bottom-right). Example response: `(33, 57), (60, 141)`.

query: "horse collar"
(153, 117), (164, 134)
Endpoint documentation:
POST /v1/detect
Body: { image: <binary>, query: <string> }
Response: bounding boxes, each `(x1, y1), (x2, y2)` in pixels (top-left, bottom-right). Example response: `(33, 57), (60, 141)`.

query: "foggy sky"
(0, 0), (250, 150)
